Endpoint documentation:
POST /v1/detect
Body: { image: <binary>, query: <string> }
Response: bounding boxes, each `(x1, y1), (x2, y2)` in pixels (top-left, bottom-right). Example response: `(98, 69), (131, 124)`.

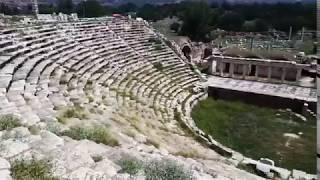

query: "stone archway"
(182, 45), (192, 60)
(173, 36), (193, 61)
(203, 48), (212, 59)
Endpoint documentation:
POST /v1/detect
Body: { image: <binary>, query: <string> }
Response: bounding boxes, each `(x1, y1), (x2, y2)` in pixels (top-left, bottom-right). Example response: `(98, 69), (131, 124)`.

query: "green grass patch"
(0, 114), (21, 131)
(11, 158), (58, 180)
(60, 126), (119, 147)
(191, 98), (316, 174)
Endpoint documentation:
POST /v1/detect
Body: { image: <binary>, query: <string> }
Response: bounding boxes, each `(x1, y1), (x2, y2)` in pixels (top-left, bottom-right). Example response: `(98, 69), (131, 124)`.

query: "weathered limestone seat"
(0, 18), (202, 129)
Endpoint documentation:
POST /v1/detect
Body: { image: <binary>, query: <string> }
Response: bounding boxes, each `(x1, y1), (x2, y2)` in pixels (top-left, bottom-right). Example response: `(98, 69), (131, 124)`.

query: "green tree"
(39, 4), (56, 14)
(57, 0), (74, 14)
(0, 3), (20, 15)
(217, 11), (244, 31)
(136, 4), (160, 21)
(254, 19), (269, 32)
(116, 3), (137, 13)
(76, 0), (109, 18)
(179, 1), (212, 41)
(170, 22), (180, 33)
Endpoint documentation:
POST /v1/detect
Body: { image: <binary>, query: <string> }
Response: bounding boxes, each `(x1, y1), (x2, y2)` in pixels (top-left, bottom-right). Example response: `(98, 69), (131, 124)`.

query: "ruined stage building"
(208, 56), (316, 87)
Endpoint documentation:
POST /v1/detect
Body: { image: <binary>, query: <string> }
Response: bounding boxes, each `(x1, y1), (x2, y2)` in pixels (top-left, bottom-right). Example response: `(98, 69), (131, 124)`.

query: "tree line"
(1, 0), (316, 42)
(136, 1), (316, 41)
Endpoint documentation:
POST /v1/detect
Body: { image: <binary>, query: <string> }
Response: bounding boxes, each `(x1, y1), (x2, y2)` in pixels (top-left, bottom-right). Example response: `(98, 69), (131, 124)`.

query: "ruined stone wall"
(209, 55), (312, 85)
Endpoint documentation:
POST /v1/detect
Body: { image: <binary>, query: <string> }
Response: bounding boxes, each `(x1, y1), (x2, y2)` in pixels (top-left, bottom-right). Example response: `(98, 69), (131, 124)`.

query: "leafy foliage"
(148, 37), (162, 44)
(57, 0), (73, 14)
(11, 158), (58, 180)
(179, 1), (214, 41)
(153, 62), (164, 71)
(57, 106), (87, 124)
(0, 114), (21, 131)
(170, 22), (180, 33)
(217, 11), (244, 31)
(116, 156), (191, 180)
(91, 155), (103, 162)
(144, 159), (192, 180)
(76, 0), (111, 18)
(60, 126), (119, 146)
(35, 1), (317, 41)
(117, 155), (143, 176)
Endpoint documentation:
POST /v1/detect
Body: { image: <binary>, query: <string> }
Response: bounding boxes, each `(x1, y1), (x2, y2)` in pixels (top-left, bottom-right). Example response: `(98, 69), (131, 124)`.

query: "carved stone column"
(242, 64), (247, 79)
(296, 68), (302, 82)
(219, 61), (224, 76)
(229, 63), (235, 78)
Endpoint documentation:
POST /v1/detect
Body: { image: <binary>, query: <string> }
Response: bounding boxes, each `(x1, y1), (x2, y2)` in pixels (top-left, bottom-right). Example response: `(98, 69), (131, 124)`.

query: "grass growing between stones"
(11, 158), (58, 180)
(117, 155), (143, 176)
(28, 125), (40, 135)
(191, 98), (316, 174)
(91, 155), (103, 162)
(60, 126), (119, 147)
(57, 106), (87, 124)
(0, 115), (21, 131)
(116, 155), (192, 180)
(145, 138), (160, 148)
(174, 150), (202, 159)
(144, 159), (192, 180)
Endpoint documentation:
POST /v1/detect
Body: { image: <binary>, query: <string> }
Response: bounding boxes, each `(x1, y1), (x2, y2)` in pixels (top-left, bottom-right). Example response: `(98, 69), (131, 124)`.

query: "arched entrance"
(182, 46), (191, 60)
(203, 48), (212, 59)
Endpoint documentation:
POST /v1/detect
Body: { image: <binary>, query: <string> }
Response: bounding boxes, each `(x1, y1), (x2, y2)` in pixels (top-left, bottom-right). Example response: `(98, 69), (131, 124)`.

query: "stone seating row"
(0, 18), (202, 127)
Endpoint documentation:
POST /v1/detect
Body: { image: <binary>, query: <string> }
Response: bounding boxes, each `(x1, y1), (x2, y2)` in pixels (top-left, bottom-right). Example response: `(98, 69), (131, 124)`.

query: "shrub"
(0, 114), (21, 131)
(11, 158), (58, 180)
(60, 126), (119, 147)
(86, 80), (93, 85)
(144, 159), (192, 180)
(91, 155), (103, 162)
(46, 123), (62, 135)
(145, 138), (160, 148)
(124, 129), (136, 138)
(117, 155), (143, 176)
(223, 48), (261, 58)
(88, 96), (94, 103)
(57, 116), (68, 124)
(154, 44), (163, 51)
(148, 37), (162, 44)
(57, 106), (87, 124)
(153, 62), (163, 71)
(59, 79), (68, 85)
(28, 125), (40, 135)
(174, 150), (201, 159)
(170, 22), (180, 32)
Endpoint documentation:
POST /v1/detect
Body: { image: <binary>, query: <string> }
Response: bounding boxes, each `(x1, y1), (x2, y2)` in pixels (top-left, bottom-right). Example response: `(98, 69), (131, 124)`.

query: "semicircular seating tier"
(0, 18), (205, 126)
